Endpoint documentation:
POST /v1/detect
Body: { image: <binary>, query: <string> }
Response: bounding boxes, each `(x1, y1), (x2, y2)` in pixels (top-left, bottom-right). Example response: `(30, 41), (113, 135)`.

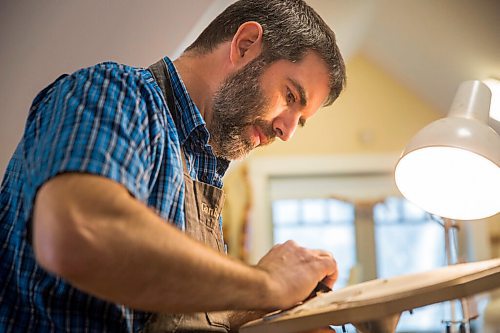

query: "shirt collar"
(162, 57), (209, 146)
(163, 57), (230, 176)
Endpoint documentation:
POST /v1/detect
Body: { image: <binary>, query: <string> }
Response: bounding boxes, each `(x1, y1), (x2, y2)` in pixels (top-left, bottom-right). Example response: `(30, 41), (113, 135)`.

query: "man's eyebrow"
(288, 78), (307, 107)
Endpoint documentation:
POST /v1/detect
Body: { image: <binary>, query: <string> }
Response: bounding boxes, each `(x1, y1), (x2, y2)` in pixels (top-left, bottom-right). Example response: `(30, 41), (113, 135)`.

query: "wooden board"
(240, 258), (500, 333)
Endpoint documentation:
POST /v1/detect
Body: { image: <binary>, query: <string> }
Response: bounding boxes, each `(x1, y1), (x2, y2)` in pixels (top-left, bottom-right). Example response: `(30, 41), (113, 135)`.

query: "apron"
(143, 59), (231, 332)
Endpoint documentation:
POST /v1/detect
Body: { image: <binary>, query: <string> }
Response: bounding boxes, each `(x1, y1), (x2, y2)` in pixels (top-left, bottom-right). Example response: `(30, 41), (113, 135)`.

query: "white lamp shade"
(395, 81), (500, 220)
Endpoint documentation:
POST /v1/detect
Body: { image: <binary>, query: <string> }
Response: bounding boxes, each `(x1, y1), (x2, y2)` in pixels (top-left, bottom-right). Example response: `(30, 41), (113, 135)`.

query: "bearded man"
(0, 0), (346, 332)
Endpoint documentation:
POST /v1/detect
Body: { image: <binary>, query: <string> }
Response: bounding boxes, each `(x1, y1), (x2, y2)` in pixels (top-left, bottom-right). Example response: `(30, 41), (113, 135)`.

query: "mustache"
(254, 119), (276, 143)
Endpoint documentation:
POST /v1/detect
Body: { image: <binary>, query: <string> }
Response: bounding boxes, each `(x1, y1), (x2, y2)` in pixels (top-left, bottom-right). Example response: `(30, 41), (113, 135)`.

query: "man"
(0, 0), (346, 331)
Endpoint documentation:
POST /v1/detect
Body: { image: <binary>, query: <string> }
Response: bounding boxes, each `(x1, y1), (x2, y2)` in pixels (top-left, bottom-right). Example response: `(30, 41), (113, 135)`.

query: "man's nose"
(273, 111), (299, 141)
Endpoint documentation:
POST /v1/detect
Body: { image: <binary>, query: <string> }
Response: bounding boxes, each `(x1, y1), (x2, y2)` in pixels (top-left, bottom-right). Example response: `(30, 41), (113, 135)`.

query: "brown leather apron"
(143, 59), (231, 332)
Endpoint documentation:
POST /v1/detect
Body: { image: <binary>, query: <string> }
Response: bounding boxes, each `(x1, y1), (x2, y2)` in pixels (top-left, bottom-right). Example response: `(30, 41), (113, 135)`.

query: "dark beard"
(209, 57), (275, 160)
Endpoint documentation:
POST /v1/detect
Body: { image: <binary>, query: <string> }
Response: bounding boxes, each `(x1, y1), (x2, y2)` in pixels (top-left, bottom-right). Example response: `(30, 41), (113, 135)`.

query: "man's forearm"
(33, 173), (273, 313)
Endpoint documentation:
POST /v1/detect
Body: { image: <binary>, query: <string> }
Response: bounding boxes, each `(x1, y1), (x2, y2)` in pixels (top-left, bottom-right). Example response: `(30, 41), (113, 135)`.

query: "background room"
(1, 1), (499, 332)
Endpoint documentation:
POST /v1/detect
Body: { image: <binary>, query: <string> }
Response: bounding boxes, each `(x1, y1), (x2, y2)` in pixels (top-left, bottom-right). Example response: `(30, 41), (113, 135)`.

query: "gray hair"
(186, 0), (346, 106)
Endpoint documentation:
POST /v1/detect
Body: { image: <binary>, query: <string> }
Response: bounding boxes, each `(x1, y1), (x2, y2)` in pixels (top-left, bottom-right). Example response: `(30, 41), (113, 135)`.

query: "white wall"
(0, 0), (214, 174)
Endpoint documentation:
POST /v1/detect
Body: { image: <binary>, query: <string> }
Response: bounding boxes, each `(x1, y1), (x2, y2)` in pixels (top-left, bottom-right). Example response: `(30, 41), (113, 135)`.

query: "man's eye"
(286, 88), (296, 104)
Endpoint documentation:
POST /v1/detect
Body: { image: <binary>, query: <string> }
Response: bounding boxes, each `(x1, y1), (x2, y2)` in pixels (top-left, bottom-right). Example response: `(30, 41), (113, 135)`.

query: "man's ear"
(229, 21), (263, 68)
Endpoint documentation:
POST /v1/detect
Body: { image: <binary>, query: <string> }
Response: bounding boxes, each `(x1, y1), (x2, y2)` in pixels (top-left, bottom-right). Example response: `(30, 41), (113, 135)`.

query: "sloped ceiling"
(359, 0), (500, 113)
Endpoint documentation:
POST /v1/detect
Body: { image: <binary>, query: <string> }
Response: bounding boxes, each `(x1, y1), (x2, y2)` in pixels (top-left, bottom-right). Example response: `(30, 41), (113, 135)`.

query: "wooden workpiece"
(240, 258), (500, 333)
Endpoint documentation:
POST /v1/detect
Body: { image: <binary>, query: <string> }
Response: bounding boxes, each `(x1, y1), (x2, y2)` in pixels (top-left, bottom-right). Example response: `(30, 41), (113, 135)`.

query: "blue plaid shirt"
(0, 57), (229, 332)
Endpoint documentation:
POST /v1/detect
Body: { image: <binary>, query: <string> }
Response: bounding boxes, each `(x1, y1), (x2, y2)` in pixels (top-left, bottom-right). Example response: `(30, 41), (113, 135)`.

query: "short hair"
(186, 0), (346, 106)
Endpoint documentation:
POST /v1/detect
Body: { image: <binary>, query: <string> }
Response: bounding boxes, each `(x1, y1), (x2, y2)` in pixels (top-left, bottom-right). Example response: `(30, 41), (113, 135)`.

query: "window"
(271, 196), (447, 332)
(374, 197), (446, 332)
(273, 198), (356, 288)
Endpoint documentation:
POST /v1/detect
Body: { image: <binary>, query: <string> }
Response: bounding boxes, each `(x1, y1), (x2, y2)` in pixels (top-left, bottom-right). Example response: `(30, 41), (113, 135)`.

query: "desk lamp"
(395, 80), (500, 220)
(394, 80), (500, 333)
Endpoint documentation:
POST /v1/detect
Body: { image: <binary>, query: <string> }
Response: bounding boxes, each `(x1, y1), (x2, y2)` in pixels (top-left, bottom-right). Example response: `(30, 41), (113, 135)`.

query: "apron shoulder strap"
(148, 59), (190, 174)
(148, 59), (177, 116)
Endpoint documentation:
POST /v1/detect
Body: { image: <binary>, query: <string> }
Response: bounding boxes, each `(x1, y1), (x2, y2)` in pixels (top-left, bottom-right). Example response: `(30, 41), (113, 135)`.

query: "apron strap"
(148, 59), (190, 174)
(148, 59), (176, 115)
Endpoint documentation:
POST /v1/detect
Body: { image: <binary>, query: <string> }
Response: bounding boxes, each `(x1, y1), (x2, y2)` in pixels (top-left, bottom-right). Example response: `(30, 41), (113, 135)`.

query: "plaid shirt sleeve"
(21, 62), (164, 218)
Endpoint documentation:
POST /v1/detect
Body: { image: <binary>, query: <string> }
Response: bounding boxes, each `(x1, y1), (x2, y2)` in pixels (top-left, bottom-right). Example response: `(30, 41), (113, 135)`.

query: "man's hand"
(256, 240), (338, 310)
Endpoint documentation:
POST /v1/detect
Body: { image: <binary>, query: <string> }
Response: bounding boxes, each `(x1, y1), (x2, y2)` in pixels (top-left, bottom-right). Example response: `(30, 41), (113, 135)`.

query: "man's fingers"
(287, 246), (338, 286)
(256, 240), (340, 308)
(313, 250), (337, 275)
(309, 250), (338, 289)
(311, 249), (333, 258)
(321, 274), (337, 289)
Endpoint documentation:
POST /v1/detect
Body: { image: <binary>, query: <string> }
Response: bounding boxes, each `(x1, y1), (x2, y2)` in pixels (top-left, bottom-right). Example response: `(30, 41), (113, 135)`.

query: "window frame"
(246, 153), (400, 264)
